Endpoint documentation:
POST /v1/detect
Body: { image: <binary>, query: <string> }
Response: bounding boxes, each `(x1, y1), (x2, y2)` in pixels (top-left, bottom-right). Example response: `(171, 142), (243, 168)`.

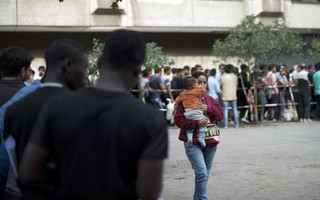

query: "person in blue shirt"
(207, 68), (221, 100)
(149, 68), (165, 109)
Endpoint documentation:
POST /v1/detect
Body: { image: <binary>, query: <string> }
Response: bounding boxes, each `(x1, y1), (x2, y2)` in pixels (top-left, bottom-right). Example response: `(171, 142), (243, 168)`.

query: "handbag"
(204, 123), (220, 145)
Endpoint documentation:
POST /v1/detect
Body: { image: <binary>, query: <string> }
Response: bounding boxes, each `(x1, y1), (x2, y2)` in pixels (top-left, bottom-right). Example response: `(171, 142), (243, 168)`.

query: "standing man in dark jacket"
(0, 46), (33, 199)
(238, 64), (251, 123)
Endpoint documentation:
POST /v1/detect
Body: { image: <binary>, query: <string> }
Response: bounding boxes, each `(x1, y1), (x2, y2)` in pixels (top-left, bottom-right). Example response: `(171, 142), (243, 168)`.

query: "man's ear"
(20, 67), (27, 80)
(62, 58), (72, 73)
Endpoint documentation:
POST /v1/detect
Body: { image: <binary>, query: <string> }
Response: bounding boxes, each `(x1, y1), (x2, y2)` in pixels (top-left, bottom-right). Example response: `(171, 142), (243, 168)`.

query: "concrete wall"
(284, 0), (320, 31)
(0, 0), (319, 32)
(0, 32), (227, 75)
(0, 0), (319, 74)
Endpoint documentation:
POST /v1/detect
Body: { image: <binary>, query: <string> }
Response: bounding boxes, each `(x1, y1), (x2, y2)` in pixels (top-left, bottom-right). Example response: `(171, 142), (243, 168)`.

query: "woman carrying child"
(174, 71), (223, 200)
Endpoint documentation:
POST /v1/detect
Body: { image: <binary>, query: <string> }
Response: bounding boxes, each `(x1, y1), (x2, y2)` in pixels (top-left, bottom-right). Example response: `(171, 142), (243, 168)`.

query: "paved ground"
(161, 121), (320, 200)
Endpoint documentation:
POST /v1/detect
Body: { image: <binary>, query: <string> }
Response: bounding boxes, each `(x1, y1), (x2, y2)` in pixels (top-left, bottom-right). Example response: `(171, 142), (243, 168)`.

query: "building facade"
(0, 0), (319, 71)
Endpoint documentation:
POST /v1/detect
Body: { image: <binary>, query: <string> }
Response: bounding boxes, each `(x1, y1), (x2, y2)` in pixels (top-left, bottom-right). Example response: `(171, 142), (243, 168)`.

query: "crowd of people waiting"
(131, 62), (320, 127)
(0, 29), (319, 199)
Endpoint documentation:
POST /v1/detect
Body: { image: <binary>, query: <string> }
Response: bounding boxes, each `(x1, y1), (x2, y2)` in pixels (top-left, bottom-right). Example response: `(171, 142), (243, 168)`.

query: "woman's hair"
(183, 76), (197, 90)
(192, 71), (207, 80)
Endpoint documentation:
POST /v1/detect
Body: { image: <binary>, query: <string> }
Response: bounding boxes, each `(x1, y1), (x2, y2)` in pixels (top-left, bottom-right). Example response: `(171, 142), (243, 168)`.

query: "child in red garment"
(174, 76), (207, 147)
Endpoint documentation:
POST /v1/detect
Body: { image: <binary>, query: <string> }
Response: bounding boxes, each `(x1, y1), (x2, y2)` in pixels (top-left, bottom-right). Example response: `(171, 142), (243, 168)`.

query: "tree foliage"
(87, 39), (174, 73)
(212, 15), (305, 66)
(307, 36), (320, 61)
(88, 38), (104, 74)
(144, 42), (175, 69)
(111, 0), (122, 9)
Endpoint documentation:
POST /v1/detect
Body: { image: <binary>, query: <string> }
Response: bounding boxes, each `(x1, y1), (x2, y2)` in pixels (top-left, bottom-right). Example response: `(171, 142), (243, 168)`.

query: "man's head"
(154, 68), (161, 75)
(233, 67), (239, 74)
(177, 68), (184, 77)
(280, 65), (286, 75)
(100, 29), (145, 89)
(183, 65), (190, 76)
(194, 64), (202, 72)
(268, 64), (276, 73)
(26, 69), (34, 80)
(240, 64), (248, 72)
(191, 67), (196, 75)
(219, 64), (226, 73)
(163, 66), (171, 75)
(45, 38), (88, 90)
(307, 64), (314, 72)
(210, 68), (216, 77)
(38, 66), (45, 77)
(0, 46), (33, 81)
(172, 68), (177, 75)
(183, 76), (197, 90)
(300, 62), (306, 68)
(299, 63), (306, 71)
(204, 69), (210, 77)
(142, 68), (150, 77)
(225, 64), (234, 74)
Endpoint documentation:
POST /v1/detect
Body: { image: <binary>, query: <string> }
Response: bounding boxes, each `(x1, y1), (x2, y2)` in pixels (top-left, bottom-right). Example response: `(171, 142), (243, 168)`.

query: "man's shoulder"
(7, 87), (67, 115)
(297, 70), (308, 78)
(128, 96), (160, 112)
(266, 71), (272, 76)
(220, 74), (227, 80)
(314, 71), (320, 79)
(231, 73), (238, 79)
(150, 75), (160, 81)
(222, 73), (236, 79)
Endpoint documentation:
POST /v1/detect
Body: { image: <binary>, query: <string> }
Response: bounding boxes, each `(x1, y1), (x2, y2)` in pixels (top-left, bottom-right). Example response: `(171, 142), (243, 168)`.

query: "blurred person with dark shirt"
(0, 46), (33, 199)
(171, 68), (185, 99)
(19, 29), (168, 200)
(3, 38), (88, 200)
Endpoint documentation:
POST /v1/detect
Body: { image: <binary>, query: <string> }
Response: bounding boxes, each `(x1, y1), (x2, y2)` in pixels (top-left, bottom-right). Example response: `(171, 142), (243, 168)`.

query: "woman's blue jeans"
(184, 143), (217, 200)
(222, 100), (239, 127)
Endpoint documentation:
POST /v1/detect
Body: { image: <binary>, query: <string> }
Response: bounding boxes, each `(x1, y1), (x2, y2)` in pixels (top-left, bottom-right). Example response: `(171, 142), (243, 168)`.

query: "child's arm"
(189, 86), (206, 97)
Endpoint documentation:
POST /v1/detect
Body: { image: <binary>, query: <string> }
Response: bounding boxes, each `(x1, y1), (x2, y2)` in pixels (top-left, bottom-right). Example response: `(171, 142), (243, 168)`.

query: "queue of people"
(135, 62), (320, 127)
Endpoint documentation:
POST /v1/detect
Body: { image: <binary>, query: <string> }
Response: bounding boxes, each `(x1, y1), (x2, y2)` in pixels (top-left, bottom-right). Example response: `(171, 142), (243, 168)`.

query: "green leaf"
(111, 2), (119, 9)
